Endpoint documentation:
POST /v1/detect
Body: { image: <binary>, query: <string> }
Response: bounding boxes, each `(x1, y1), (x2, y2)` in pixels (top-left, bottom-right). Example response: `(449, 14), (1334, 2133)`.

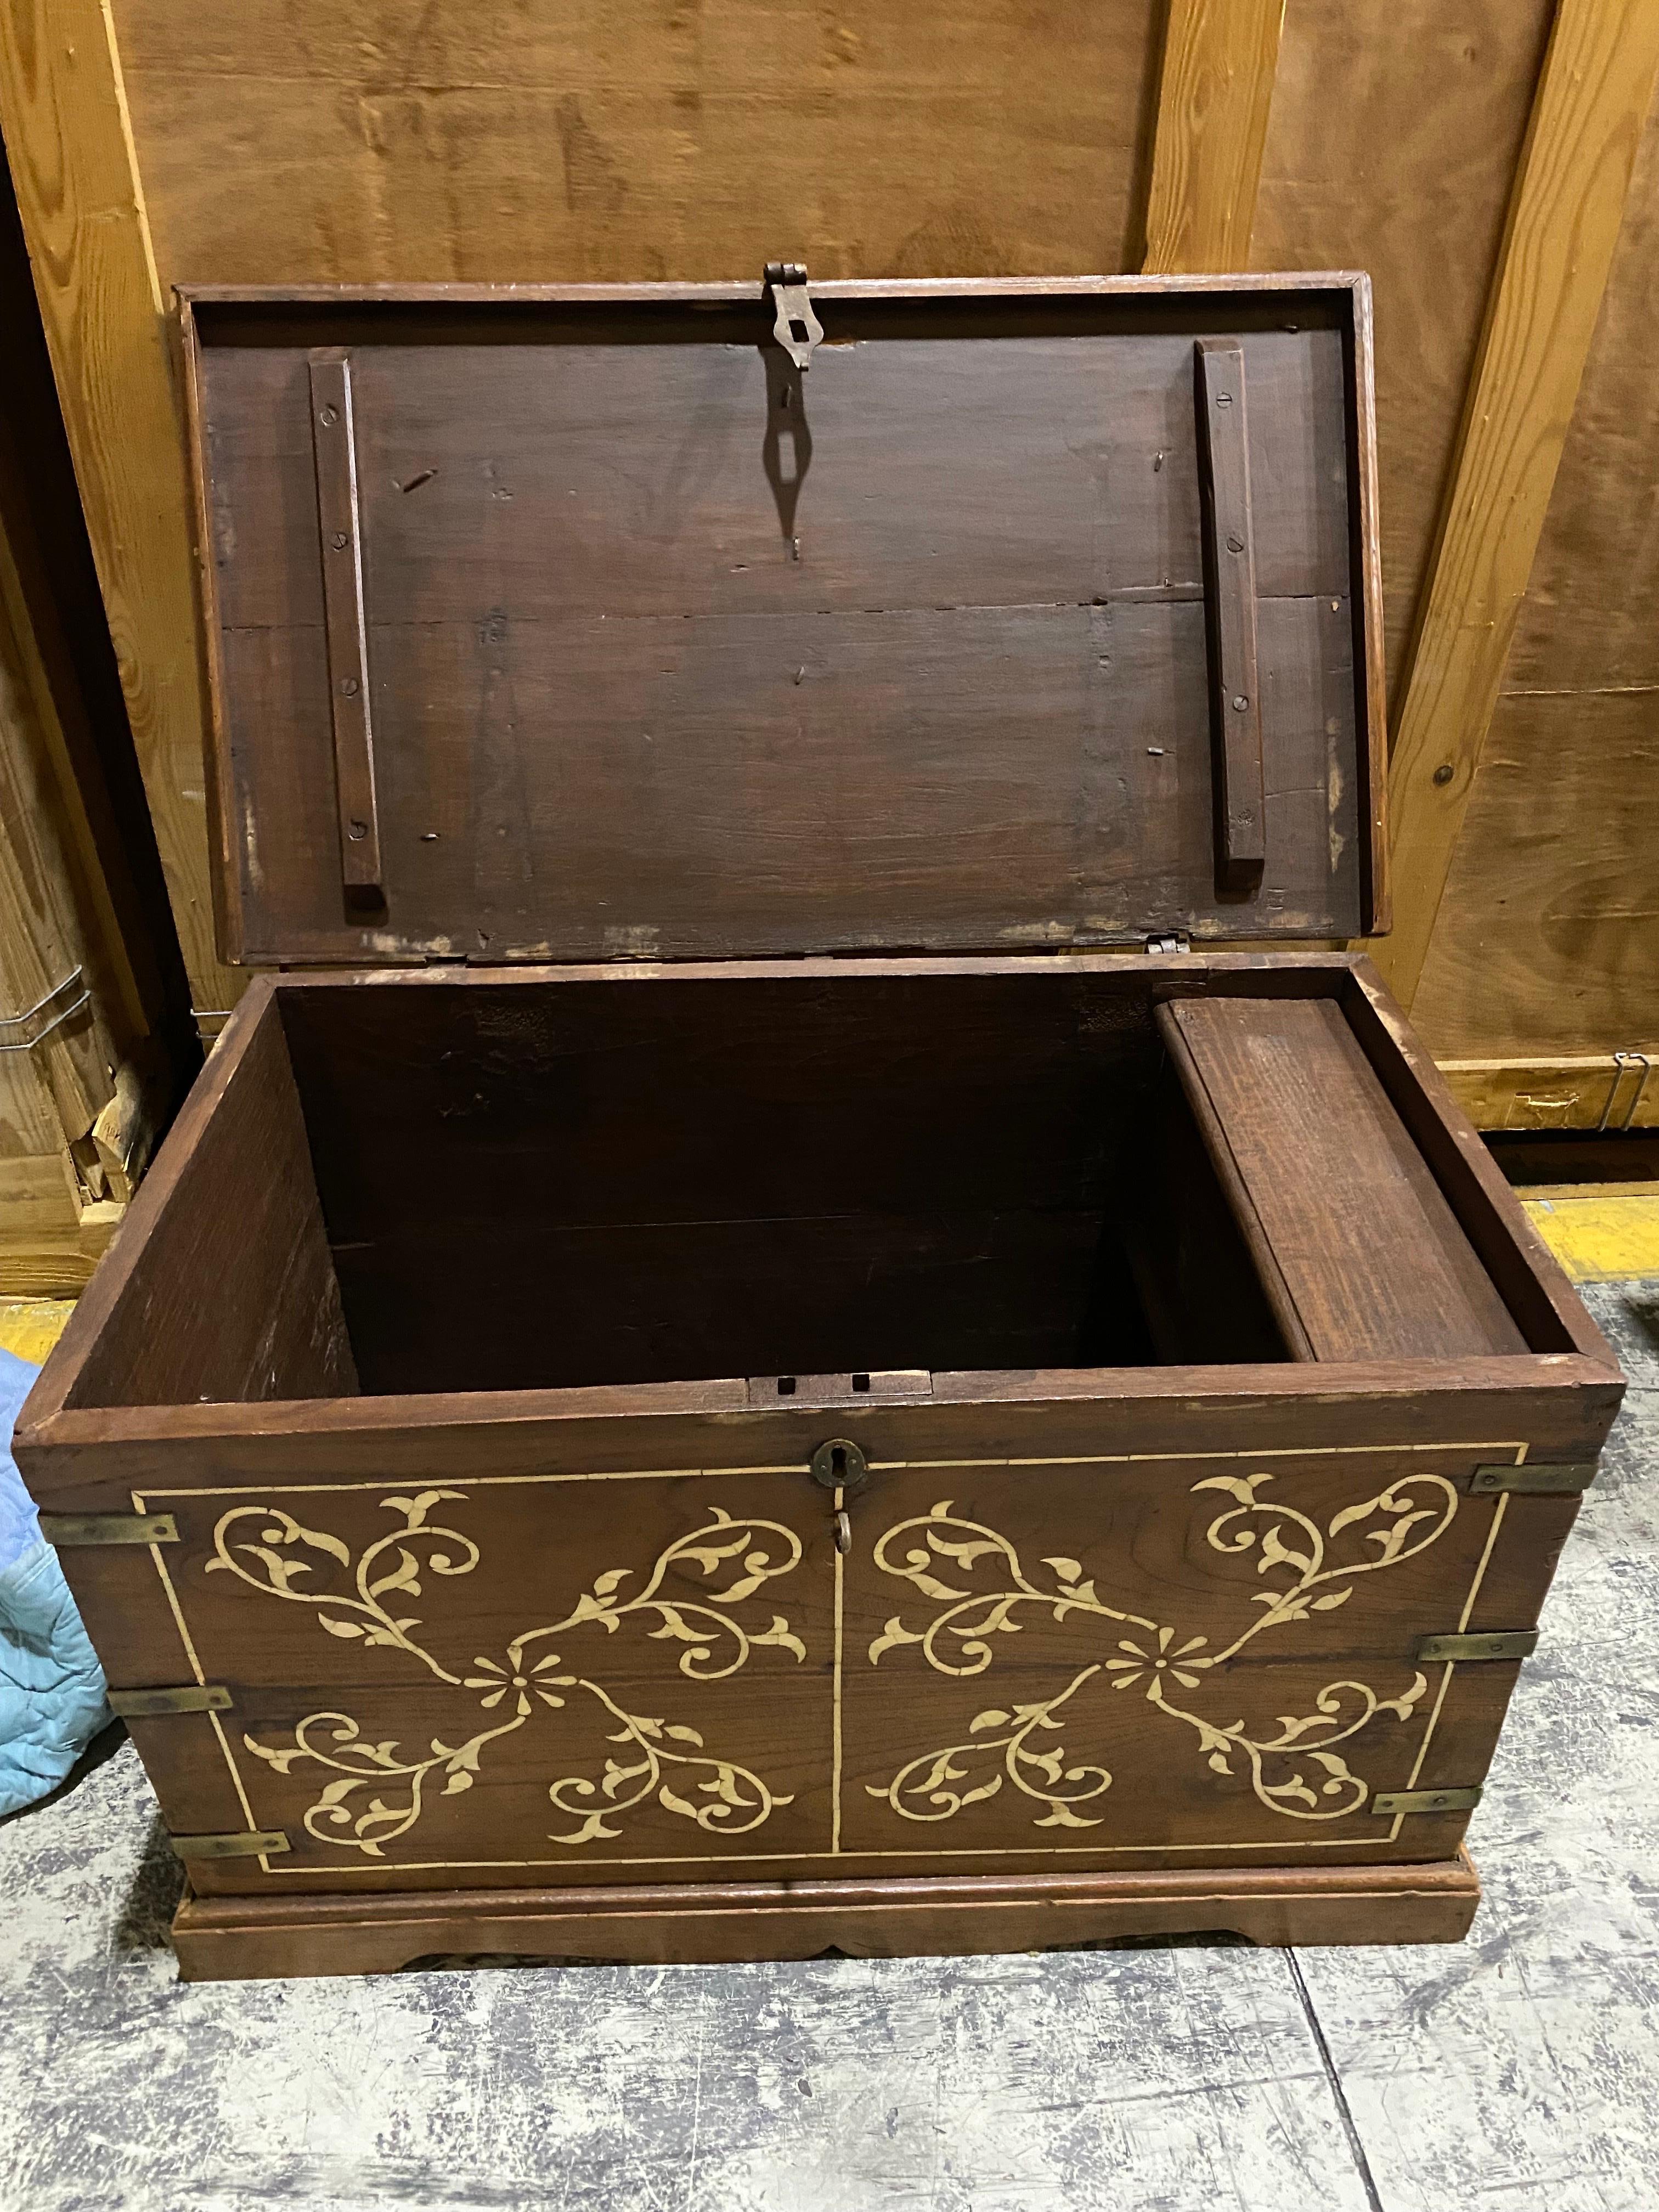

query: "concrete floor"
(3, 1277), (1656, 2212)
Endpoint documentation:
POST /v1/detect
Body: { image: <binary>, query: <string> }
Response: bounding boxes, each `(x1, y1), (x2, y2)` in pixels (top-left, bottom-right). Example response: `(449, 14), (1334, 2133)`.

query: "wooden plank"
(1141, 0), (1284, 273)
(1367, 0), (1659, 1012)
(305, 352), (382, 894)
(1193, 338), (1266, 890)
(113, 1), (1163, 283)
(1161, 996), (1528, 1360)
(187, 291), (1368, 963)
(1442, 1051), (1659, 1132)
(0, 0), (241, 1015)
(1251, 1), (1555, 710)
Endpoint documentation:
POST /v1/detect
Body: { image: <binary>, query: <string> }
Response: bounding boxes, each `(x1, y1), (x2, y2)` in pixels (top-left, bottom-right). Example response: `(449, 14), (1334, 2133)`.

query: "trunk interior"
(61, 964), (1549, 1410)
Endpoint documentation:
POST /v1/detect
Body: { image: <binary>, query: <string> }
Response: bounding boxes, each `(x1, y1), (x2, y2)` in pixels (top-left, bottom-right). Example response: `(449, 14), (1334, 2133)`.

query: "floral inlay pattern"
(865, 1470), (1458, 1831)
(207, 1491), (806, 1855)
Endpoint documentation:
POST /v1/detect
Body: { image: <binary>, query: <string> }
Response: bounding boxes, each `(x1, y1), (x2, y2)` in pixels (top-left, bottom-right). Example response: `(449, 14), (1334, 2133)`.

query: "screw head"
(1227, 533), (1244, 554)
(318, 405), (338, 427)
(347, 819), (368, 840)
(339, 676), (360, 697)
(1231, 693), (1249, 712)
(1433, 763), (1454, 786)
(331, 531), (349, 550)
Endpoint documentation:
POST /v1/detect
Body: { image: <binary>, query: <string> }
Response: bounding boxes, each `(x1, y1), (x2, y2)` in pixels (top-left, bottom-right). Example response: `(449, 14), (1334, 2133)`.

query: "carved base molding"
(171, 1851), (1481, 1981)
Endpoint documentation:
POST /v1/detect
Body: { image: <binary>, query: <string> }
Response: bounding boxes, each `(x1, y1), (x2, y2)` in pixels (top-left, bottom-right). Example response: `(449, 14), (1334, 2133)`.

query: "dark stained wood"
(1194, 338), (1266, 893)
(37, 982), (358, 1414)
(170, 1855), (1483, 1980)
(183, 279), (1376, 964)
(1160, 995), (1530, 1361)
(306, 351), (382, 894)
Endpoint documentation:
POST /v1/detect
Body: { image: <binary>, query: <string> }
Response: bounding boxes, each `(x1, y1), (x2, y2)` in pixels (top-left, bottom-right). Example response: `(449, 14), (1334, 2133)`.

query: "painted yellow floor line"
(0, 1299), (76, 1365)
(1523, 1193), (1659, 1283)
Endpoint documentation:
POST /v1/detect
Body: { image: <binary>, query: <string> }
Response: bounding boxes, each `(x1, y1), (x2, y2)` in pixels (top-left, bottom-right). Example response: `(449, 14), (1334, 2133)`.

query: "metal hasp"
(1416, 1629), (1539, 1664)
(765, 262), (824, 372)
(170, 1830), (291, 1862)
(1471, 1461), (1598, 1495)
(308, 348), (383, 896)
(38, 1511), (178, 1547)
(108, 1685), (234, 1718)
(809, 1438), (870, 1491)
(1370, 1786), (1483, 1816)
(1193, 339), (1265, 896)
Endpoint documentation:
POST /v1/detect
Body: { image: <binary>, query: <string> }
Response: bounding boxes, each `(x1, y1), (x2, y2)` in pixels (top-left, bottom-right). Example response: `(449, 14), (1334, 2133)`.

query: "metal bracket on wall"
(38, 1511), (179, 1547)
(0, 968), (91, 1054)
(1598, 1050), (1652, 1131)
(1370, 1786), (1483, 1816)
(765, 262), (823, 371)
(1415, 1629), (1539, 1664)
(169, 1830), (291, 1862)
(108, 1685), (233, 1718)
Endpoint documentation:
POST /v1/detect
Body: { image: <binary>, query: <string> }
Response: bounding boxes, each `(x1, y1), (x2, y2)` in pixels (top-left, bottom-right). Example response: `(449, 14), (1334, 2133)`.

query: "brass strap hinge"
(39, 1511), (178, 1547)
(765, 261), (823, 371)
(1471, 1462), (1597, 1495)
(1416, 1629), (1538, 1664)
(108, 1685), (232, 1718)
(170, 1829), (290, 1862)
(1370, 1786), (1482, 1817)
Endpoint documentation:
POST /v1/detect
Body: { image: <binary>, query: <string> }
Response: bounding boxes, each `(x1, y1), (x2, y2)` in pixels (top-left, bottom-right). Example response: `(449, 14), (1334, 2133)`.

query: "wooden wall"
(2, 0), (1656, 1128)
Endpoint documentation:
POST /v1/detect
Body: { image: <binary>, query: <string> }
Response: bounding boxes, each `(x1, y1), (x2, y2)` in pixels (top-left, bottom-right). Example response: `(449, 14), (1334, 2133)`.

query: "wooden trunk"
(14, 274), (1622, 1978)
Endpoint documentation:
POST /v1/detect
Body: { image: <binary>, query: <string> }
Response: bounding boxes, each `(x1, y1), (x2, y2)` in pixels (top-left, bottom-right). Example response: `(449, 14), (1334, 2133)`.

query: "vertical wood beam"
(1368, 0), (1659, 1011)
(0, 0), (239, 1016)
(1141, 0), (1285, 272)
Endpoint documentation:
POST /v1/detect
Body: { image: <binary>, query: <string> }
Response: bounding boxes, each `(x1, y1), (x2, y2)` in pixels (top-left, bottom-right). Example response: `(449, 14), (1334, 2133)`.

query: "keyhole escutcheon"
(809, 1437), (868, 1492)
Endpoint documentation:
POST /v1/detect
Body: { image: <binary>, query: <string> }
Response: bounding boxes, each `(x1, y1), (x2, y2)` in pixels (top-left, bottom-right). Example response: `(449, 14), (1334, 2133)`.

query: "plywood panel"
(1250, 0), (1554, 710)
(1412, 71), (1659, 1075)
(111, 0), (1163, 286)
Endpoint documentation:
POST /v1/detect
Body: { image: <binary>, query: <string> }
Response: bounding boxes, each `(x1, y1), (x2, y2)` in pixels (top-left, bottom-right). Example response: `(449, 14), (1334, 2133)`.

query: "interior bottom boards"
(170, 1854), (1481, 1980)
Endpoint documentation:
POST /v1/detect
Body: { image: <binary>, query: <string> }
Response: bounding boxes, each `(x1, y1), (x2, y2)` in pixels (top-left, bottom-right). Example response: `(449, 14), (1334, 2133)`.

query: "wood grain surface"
(168, 1854), (1482, 1978)
(1162, 996), (1528, 1359)
(1368, 0), (1659, 1014)
(187, 284), (1374, 963)
(0, 0), (240, 1015)
(1251, 0), (1555, 712)
(1410, 68), (1659, 1087)
(1141, 0), (1283, 275)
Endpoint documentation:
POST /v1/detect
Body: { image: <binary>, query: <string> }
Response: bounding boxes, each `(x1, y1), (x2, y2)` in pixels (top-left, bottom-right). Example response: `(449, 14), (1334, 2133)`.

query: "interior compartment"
(64, 967), (1546, 1411)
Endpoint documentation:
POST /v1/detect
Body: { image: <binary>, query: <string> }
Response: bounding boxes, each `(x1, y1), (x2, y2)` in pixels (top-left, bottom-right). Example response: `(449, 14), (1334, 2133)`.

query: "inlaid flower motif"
(1103, 1626), (1209, 1697)
(463, 1651), (575, 1717)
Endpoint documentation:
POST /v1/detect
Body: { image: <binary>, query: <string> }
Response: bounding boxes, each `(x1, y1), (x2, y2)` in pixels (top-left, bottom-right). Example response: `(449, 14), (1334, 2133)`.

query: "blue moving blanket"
(0, 1347), (110, 1816)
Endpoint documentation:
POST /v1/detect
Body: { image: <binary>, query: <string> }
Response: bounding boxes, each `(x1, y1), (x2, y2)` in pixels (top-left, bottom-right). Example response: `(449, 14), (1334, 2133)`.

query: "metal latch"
(1470, 1462), (1597, 1496)
(109, 1684), (233, 1718)
(1144, 932), (1192, 955)
(1415, 1630), (1538, 1664)
(1370, 1786), (1482, 1817)
(170, 1829), (291, 1862)
(39, 1511), (179, 1547)
(765, 262), (823, 371)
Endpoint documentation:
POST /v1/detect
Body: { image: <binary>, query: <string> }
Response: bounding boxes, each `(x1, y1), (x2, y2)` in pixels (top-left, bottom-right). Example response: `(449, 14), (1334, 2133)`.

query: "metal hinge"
(1370, 1786), (1483, 1817)
(1470, 1462), (1597, 1496)
(38, 1511), (178, 1547)
(108, 1684), (233, 1718)
(1415, 1630), (1538, 1664)
(0, 968), (91, 1056)
(1143, 932), (1192, 955)
(169, 1829), (290, 1862)
(765, 261), (823, 371)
